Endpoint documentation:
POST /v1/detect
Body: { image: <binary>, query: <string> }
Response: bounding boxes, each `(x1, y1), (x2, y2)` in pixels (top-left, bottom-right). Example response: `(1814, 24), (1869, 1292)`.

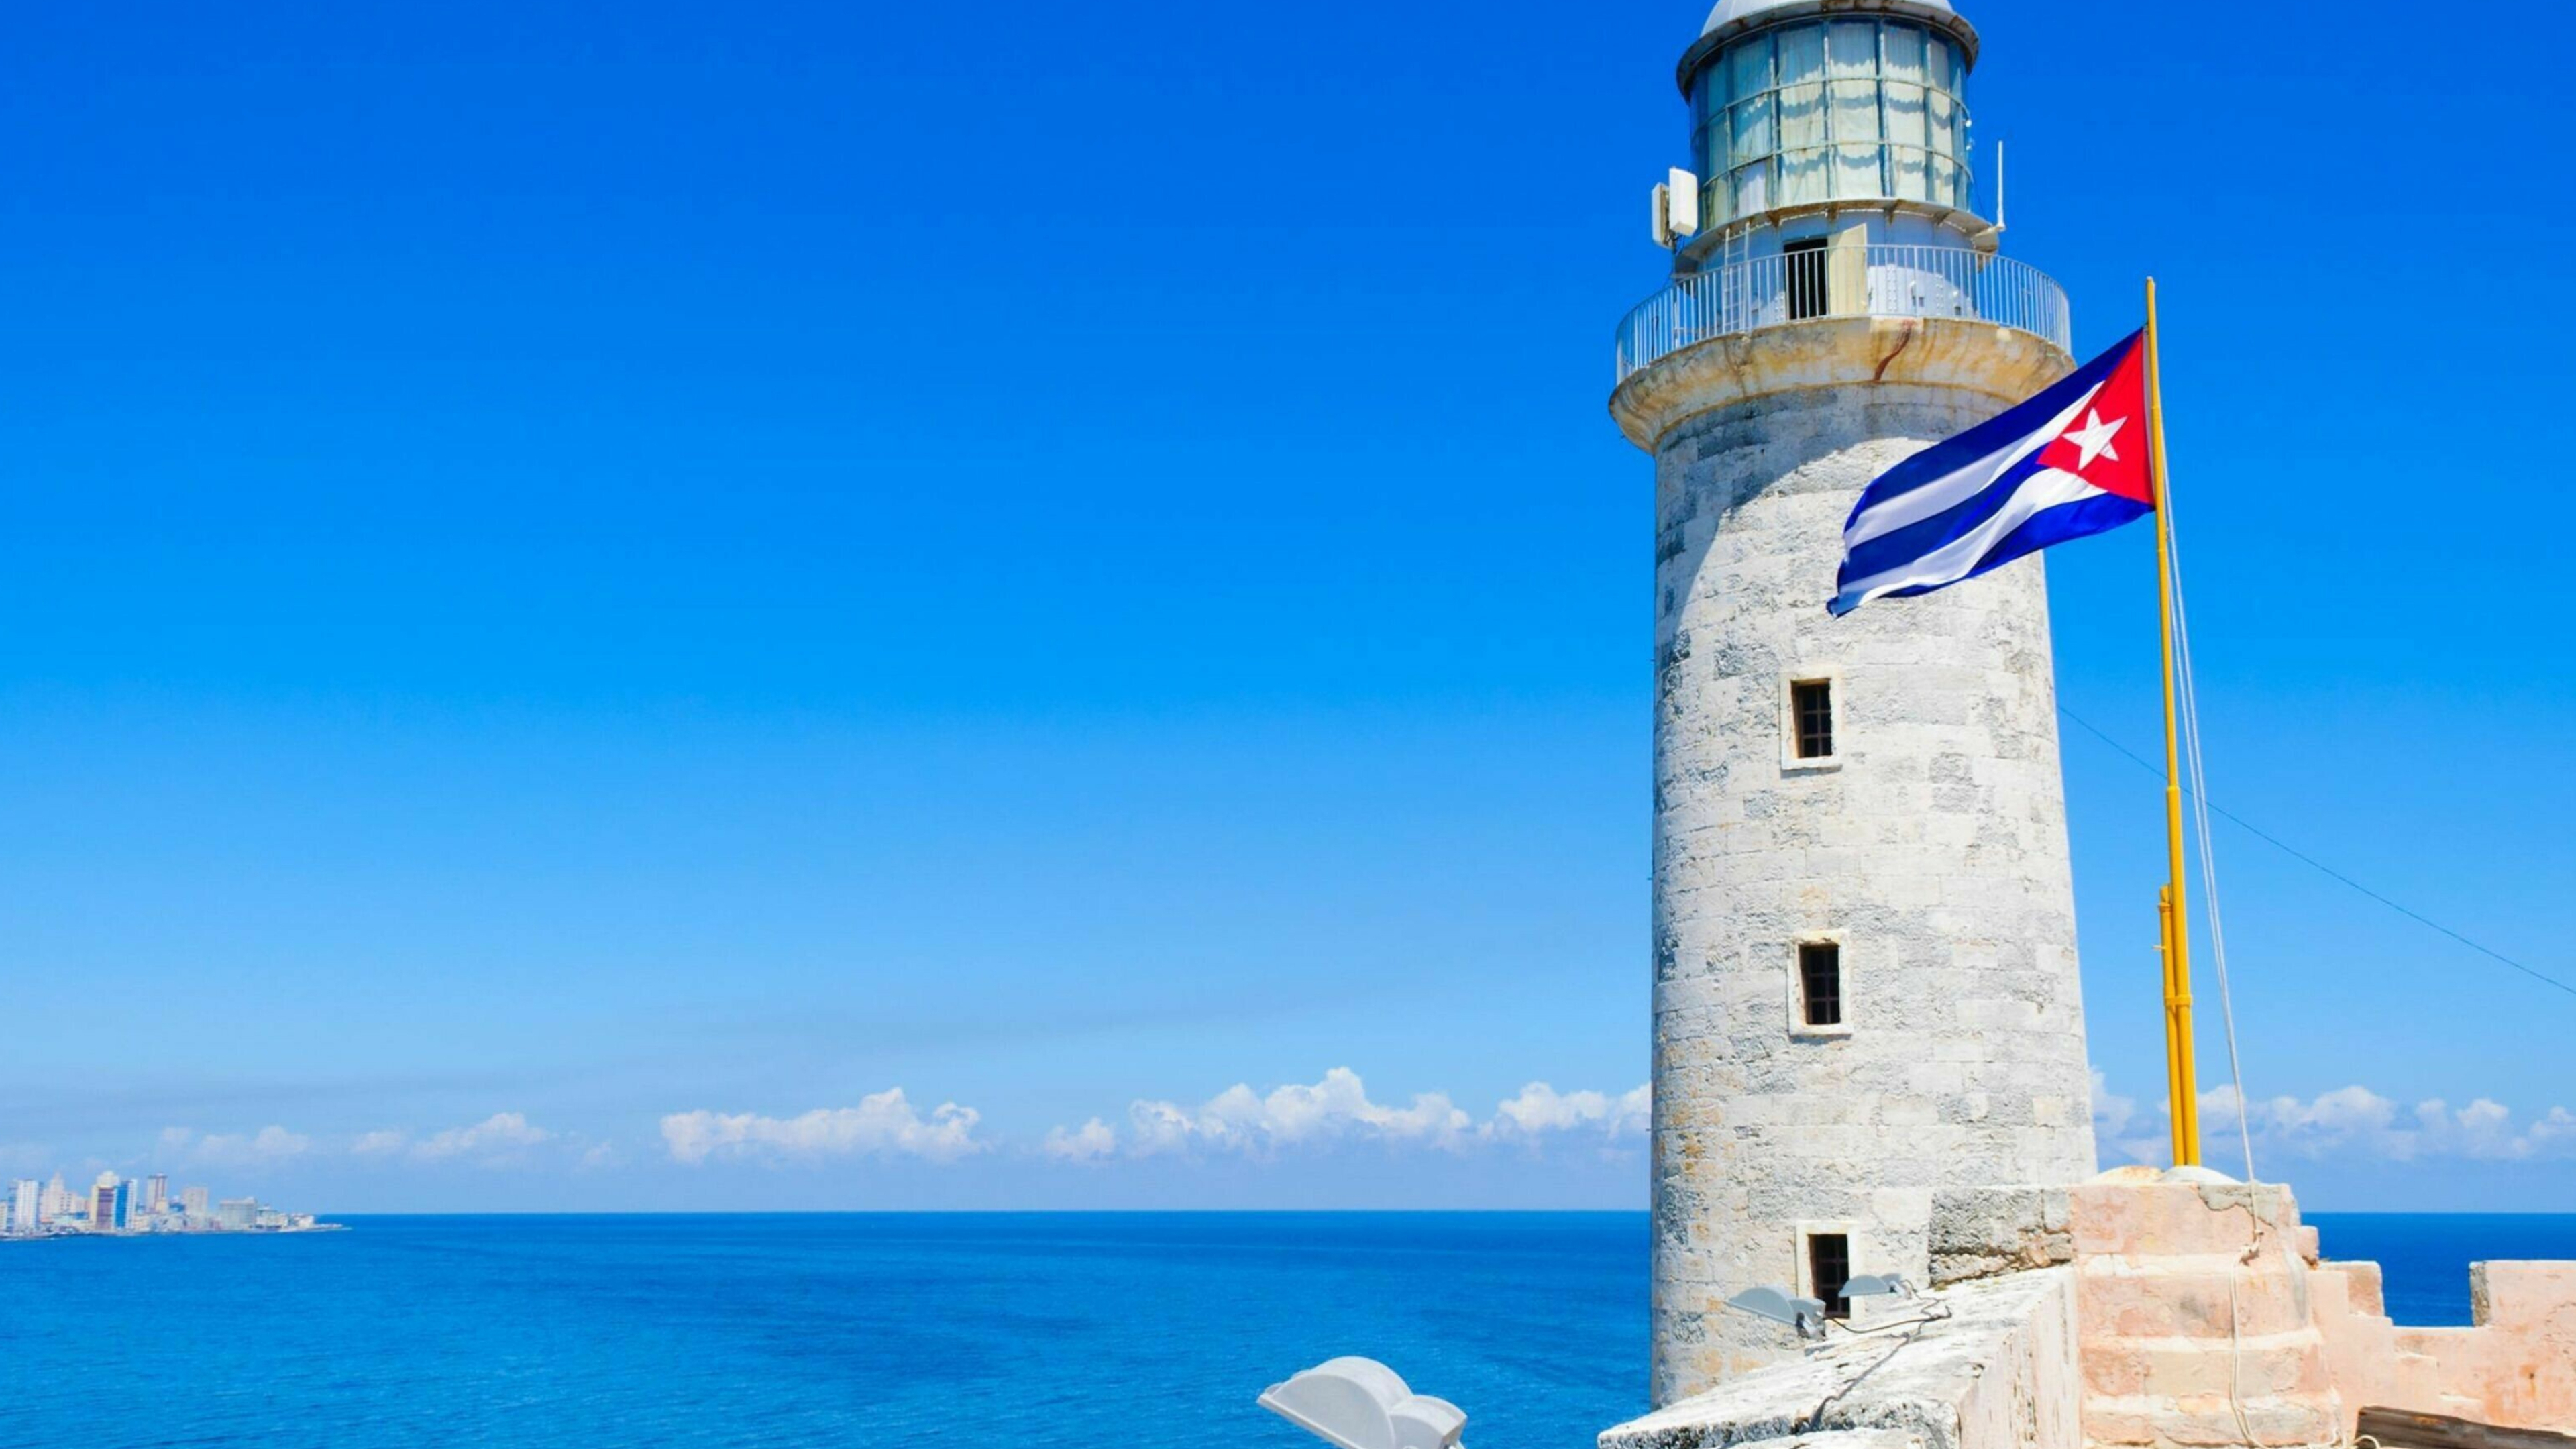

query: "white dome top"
(1701, 0), (1955, 38)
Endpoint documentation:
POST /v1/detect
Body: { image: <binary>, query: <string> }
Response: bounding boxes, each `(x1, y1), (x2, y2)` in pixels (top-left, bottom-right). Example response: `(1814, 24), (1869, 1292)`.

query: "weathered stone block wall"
(1642, 345), (2099, 1404)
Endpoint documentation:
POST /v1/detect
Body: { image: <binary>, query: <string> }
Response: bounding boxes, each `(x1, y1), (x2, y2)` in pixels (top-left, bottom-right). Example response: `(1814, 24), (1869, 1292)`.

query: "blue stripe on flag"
(1841, 329), (2141, 513)
(1871, 493), (2151, 603)
(1835, 445), (2055, 587)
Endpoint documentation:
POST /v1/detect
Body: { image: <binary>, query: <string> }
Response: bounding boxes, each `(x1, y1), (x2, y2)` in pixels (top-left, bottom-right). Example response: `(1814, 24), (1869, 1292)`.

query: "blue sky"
(4, 0), (2571, 1214)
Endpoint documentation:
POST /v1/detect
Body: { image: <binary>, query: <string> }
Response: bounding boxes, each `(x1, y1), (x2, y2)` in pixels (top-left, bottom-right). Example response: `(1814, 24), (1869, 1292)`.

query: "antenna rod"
(1996, 142), (2007, 231)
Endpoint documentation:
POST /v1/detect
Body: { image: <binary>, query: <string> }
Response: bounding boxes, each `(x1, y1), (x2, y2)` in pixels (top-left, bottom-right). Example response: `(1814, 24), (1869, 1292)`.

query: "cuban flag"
(1829, 331), (2153, 616)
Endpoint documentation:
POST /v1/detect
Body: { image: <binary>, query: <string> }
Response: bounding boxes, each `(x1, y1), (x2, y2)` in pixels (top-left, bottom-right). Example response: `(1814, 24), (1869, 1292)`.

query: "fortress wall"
(1606, 1176), (2576, 1449)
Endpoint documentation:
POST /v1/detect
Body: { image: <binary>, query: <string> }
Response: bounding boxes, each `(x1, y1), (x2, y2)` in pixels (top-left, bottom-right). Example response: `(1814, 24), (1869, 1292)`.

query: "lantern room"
(1672, 0), (1990, 268)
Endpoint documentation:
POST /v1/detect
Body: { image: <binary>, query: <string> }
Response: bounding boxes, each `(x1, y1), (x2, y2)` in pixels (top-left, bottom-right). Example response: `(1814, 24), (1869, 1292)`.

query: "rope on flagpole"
(2161, 448), (2261, 1187)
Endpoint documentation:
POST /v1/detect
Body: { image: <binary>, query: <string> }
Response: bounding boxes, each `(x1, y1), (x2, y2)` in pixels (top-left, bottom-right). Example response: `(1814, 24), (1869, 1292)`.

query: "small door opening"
(1807, 1232), (1853, 1320)
(1798, 942), (1843, 1028)
(1784, 239), (1830, 321)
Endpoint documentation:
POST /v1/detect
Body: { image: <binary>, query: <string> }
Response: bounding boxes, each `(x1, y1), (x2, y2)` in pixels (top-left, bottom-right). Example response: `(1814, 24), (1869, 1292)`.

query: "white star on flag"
(2061, 408), (2125, 470)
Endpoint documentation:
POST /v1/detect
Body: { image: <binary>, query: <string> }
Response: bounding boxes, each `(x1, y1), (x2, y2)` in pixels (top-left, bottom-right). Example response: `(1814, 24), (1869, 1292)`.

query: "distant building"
(6, 1171), (316, 1236)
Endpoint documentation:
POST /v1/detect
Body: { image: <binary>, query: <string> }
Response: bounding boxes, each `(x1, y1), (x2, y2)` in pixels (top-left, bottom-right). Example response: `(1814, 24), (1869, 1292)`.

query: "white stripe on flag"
(1835, 468), (2104, 610)
(1842, 382), (2102, 549)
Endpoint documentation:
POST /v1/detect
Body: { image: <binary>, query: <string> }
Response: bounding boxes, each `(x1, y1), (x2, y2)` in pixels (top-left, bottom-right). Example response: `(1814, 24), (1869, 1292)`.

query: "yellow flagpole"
(2145, 278), (2201, 1168)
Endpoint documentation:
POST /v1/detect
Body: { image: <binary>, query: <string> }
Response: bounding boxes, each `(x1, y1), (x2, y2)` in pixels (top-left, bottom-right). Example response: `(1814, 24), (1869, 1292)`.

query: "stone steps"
(2078, 1262), (2317, 1340)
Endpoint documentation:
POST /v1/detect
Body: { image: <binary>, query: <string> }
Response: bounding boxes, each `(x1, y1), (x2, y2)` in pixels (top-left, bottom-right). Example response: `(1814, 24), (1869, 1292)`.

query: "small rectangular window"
(1799, 942), (1842, 1027)
(1790, 678), (1833, 758)
(1783, 240), (1829, 321)
(1808, 1232), (1853, 1319)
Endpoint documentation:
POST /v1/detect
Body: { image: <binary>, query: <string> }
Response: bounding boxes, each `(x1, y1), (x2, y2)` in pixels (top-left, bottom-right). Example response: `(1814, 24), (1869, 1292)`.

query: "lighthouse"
(1617, 0), (2098, 1406)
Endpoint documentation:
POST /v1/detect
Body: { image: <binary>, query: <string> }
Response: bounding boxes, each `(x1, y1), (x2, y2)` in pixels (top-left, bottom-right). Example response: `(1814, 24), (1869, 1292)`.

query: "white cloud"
(2200, 1085), (2576, 1164)
(2094, 1071), (2576, 1167)
(1486, 1082), (1652, 1142)
(1114, 1068), (1473, 1159)
(347, 1114), (557, 1166)
(171, 1126), (314, 1167)
(413, 1112), (553, 1164)
(1050, 1069), (1649, 1162)
(659, 1089), (983, 1166)
(2530, 1107), (2576, 1153)
(2091, 1069), (2161, 1165)
(1042, 1118), (1117, 1164)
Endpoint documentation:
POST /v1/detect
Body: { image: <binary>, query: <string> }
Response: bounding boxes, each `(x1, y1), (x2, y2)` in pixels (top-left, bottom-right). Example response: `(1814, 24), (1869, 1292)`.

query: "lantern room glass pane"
(1884, 80), (1927, 150)
(1884, 24), (1925, 85)
(1729, 33), (1774, 103)
(1778, 74), (1826, 203)
(1829, 80), (1881, 143)
(1926, 87), (1955, 158)
(1778, 24), (1825, 85)
(1780, 150), (1828, 205)
(1731, 96), (1774, 166)
(1827, 21), (1877, 78)
(1779, 80), (1825, 151)
(1892, 143), (1931, 201)
(1732, 160), (1772, 217)
(1833, 144), (1882, 199)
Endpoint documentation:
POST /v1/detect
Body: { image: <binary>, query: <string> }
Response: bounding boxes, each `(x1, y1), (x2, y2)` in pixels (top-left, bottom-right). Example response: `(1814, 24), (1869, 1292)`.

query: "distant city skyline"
(3, 1167), (317, 1236)
(5, 0), (2573, 1212)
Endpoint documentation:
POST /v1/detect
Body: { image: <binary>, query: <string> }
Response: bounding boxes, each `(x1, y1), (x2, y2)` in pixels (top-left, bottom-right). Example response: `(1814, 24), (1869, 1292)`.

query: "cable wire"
(2053, 707), (2576, 1004)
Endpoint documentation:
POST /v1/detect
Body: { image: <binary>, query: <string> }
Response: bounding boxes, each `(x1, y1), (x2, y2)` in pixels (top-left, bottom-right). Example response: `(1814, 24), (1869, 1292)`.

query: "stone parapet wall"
(1921, 1175), (2576, 1447)
(1598, 1175), (2576, 1449)
(2313, 1260), (2576, 1434)
(1600, 1267), (2082, 1449)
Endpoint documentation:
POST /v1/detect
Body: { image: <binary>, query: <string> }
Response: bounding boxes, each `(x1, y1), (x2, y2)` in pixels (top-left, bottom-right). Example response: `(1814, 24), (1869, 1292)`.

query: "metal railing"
(1613, 245), (2070, 384)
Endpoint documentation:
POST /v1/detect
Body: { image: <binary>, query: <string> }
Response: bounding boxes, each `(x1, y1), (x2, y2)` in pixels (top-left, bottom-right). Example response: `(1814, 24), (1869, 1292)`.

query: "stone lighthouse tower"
(1615, 0), (2098, 1406)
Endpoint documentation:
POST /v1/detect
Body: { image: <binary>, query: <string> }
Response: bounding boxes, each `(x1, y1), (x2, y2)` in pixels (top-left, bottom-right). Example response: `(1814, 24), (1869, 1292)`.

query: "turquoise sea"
(6, 1212), (2570, 1448)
